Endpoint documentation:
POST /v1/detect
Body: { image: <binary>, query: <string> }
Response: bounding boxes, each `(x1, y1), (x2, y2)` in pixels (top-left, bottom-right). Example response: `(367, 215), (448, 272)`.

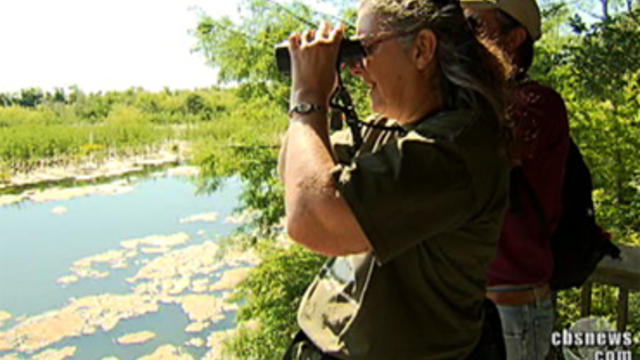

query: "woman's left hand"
(288, 21), (344, 108)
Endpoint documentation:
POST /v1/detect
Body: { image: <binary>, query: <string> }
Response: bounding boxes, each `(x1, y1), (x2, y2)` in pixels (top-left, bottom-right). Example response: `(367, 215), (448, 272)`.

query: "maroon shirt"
(487, 81), (571, 286)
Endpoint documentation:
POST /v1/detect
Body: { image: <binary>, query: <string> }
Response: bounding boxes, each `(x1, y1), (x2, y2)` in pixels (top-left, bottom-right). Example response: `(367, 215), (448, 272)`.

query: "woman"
(279, 0), (511, 359)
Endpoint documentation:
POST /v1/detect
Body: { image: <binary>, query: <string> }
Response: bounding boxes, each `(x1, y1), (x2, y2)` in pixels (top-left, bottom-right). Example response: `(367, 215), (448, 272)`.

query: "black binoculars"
(274, 39), (366, 75)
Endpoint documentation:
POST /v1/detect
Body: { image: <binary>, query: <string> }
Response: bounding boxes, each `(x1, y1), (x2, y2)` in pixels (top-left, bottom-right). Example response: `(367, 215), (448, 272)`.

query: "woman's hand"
(288, 21), (344, 108)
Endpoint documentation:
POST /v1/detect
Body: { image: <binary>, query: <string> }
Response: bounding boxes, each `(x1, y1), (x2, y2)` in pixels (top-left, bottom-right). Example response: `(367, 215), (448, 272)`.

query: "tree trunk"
(601, 0), (610, 19)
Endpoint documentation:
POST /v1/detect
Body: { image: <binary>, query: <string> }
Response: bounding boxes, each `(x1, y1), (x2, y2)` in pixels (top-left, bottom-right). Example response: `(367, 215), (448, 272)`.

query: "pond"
(0, 170), (251, 359)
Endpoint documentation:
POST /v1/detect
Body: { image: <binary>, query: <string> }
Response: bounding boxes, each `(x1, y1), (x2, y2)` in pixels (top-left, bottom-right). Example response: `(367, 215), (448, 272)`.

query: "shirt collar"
(401, 109), (476, 140)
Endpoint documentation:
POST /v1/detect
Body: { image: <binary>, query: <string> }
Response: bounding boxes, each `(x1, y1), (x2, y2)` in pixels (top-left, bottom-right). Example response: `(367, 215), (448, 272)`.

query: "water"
(0, 173), (245, 359)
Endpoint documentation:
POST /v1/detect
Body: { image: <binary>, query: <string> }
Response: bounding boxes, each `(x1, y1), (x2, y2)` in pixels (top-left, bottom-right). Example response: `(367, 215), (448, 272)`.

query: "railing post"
(581, 282), (593, 317)
(617, 288), (629, 332)
(551, 291), (557, 324)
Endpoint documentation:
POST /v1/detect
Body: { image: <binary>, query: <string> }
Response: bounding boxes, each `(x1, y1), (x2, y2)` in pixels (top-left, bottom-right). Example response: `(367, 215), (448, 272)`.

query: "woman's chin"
(370, 95), (385, 116)
(371, 102), (390, 118)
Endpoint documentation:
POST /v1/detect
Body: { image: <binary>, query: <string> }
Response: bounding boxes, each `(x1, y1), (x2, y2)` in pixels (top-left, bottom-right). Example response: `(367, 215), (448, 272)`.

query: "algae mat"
(0, 173), (255, 359)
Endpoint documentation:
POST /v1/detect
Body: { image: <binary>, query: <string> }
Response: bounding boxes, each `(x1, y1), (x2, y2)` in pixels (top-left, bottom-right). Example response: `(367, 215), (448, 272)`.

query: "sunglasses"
(352, 30), (418, 56)
(345, 30), (418, 72)
(274, 30), (417, 75)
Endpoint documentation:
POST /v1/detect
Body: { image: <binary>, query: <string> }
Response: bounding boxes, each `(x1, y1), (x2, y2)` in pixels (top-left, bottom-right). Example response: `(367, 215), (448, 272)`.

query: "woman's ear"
(413, 29), (438, 71)
(505, 27), (527, 54)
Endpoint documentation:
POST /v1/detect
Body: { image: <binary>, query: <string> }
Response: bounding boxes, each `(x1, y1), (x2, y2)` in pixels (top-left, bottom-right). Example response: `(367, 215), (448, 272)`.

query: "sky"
(0, 1), (598, 95)
(0, 0), (337, 94)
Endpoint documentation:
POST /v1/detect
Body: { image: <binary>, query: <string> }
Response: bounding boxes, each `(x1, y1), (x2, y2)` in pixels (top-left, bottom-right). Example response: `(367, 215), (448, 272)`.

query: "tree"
(561, 9), (640, 237)
(193, 0), (300, 109)
(0, 93), (13, 107)
(574, 0), (628, 20)
(567, 9), (640, 99)
(532, 4), (640, 238)
(51, 87), (67, 103)
(67, 85), (85, 104)
(16, 88), (44, 108)
(530, 1), (574, 88)
(192, 0), (366, 112)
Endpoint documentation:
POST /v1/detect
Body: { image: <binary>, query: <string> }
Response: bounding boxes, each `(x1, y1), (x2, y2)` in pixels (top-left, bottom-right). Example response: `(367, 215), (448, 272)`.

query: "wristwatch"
(288, 103), (323, 117)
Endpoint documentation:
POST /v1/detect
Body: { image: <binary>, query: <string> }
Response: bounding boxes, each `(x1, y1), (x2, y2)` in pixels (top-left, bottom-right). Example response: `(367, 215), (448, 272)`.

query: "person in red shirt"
(461, 0), (571, 359)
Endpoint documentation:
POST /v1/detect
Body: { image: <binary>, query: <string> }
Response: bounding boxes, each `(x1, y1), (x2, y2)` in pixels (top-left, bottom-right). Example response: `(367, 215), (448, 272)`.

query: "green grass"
(0, 87), (260, 175)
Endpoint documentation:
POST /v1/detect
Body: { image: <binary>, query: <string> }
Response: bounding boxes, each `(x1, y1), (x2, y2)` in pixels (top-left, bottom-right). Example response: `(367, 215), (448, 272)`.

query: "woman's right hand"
(288, 21), (344, 108)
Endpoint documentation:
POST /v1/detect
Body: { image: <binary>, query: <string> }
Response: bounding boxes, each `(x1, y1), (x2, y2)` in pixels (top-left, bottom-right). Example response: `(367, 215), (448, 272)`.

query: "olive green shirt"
(297, 110), (509, 360)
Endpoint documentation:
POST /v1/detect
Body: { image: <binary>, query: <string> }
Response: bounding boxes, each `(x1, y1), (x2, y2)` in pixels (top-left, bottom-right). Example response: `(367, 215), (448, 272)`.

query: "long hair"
(494, 10), (534, 77)
(359, 0), (513, 139)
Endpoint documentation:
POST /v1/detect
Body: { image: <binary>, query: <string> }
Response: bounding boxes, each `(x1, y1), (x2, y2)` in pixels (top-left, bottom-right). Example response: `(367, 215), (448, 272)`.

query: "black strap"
(282, 331), (340, 360)
(282, 331), (307, 360)
(328, 64), (406, 151)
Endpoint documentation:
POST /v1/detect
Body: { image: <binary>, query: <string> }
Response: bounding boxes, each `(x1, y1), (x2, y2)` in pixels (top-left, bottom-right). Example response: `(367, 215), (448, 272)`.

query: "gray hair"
(359, 0), (513, 138)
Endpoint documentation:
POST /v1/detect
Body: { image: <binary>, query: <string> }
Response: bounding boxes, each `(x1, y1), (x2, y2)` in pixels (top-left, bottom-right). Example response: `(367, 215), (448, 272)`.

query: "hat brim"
(459, 1), (497, 9)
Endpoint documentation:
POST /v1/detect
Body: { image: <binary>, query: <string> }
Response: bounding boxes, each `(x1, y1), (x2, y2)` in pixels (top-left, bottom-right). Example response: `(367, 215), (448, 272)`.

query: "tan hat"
(461, 0), (542, 41)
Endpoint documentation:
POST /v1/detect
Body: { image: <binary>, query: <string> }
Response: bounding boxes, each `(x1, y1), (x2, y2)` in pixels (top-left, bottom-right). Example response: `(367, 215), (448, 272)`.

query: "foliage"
(532, 4), (640, 242)
(555, 287), (640, 355)
(191, 97), (287, 236)
(0, 122), (173, 171)
(566, 9), (640, 100)
(192, 0), (370, 117)
(0, 86), (238, 173)
(572, 0), (637, 20)
(193, 0), (298, 109)
(16, 88), (44, 108)
(530, 1), (574, 88)
(0, 160), (10, 182)
(195, 144), (284, 236)
(570, 79), (640, 240)
(553, 9), (640, 240)
(223, 244), (326, 360)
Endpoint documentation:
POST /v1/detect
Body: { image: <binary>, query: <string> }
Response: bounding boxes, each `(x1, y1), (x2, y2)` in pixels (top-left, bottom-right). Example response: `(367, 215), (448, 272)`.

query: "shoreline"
(0, 142), (203, 207)
(0, 142), (194, 196)
(0, 164), (202, 207)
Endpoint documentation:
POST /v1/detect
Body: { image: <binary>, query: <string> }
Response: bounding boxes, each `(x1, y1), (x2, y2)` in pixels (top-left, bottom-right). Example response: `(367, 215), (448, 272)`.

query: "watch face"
(298, 104), (312, 113)
(289, 103), (321, 116)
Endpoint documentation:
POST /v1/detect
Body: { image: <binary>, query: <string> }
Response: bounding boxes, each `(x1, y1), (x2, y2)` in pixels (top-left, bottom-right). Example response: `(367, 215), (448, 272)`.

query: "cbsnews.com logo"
(553, 317), (635, 360)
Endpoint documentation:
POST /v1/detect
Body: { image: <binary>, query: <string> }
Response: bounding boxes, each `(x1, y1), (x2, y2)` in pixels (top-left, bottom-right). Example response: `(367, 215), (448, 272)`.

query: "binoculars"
(274, 39), (366, 75)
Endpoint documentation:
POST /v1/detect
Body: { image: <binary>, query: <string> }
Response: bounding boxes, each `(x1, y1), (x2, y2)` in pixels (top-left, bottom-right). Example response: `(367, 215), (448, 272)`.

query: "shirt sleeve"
(330, 129), (355, 165)
(332, 134), (476, 265)
(329, 114), (385, 164)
